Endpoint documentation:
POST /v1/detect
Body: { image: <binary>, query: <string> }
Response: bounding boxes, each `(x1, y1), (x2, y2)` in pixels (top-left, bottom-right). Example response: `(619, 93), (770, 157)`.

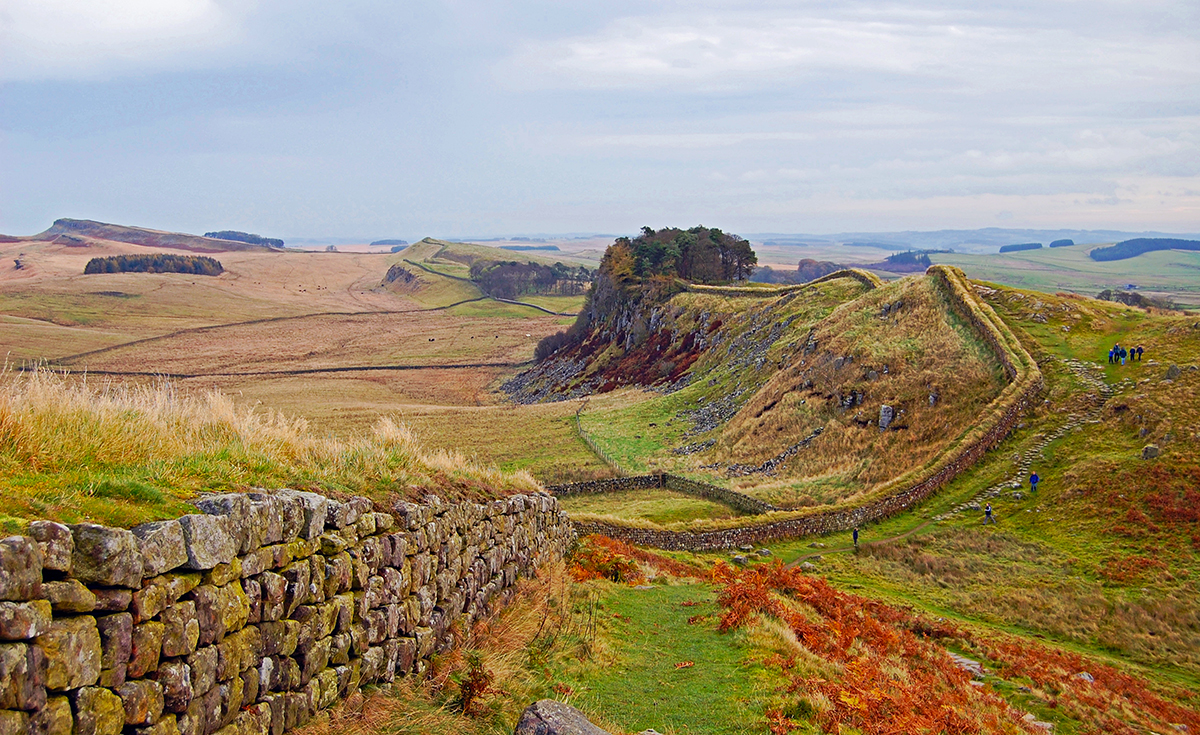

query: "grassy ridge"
(0, 370), (539, 529)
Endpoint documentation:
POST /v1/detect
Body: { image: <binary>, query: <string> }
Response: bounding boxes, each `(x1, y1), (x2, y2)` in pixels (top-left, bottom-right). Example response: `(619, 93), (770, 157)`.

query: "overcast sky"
(1, 0), (1197, 239)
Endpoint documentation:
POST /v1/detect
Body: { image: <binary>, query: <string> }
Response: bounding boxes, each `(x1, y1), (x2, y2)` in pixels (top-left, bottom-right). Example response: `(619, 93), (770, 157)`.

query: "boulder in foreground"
(514, 699), (612, 735)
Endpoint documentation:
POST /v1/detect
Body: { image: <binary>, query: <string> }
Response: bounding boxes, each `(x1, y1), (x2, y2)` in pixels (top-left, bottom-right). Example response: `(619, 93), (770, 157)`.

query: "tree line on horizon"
(203, 230), (284, 248)
(83, 254), (224, 276)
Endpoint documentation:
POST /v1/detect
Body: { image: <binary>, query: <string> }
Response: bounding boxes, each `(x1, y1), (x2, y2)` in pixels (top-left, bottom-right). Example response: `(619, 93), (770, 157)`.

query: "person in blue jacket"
(1030, 472), (1039, 493)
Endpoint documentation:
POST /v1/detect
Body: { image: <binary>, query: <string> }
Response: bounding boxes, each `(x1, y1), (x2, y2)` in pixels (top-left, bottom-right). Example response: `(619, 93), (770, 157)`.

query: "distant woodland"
(751, 259), (841, 284)
(1090, 238), (1200, 262)
(204, 230), (284, 248)
(999, 242), (1042, 253)
(84, 254), (224, 276)
(469, 260), (594, 299)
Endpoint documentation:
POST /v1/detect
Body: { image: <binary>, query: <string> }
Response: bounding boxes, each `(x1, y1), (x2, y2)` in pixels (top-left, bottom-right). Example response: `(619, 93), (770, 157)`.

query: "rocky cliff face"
(0, 489), (573, 735)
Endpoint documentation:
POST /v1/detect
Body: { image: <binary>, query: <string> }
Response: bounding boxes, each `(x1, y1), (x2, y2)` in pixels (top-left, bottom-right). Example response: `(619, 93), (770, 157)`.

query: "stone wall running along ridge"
(563, 265), (1044, 551)
(0, 489), (573, 735)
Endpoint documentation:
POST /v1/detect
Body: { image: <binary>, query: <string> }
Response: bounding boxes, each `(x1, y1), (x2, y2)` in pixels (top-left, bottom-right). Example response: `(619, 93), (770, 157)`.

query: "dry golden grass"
(0, 368), (539, 527)
(718, 274), (1006, 506)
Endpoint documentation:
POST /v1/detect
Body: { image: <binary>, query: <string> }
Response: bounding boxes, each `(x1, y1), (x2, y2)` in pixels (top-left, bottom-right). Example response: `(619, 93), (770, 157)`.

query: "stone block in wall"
(187, 686), (220, 735)
(216, 625), (261, 681)
(240, 665), (259, 708)
(257, 572), (286, 622)
(131, 520), (189, 578)
(27, 522), (72, 575)
(414, 626), (435, 659)
(71, 685), (124, 735)
(244, 579), (262, 624)
(306, 555), (326, 604)
(30, 693), (72, 735)
(190, 583), (250, 646)
(246, 493), (287, 547)
(0, 709), (28, 735)
(42, 579), (96, 613)
(129, 713), (178, 735)
(315, 667), (338, 709)
(187, 646), (218, 697)
(322, 553), (352, 600)
(0, 600), (51, 640)
(92, 587), (132, 613)
(118, 679), (164, 726)
(38, 615), (101, 691)
(258, 693), (285, 735)
(280, 562), (310, 617)
(274, 491), (327, 541)
(96, 612), (132, 686)
(155, 660), (192, 714)
(0, 536), (42, 601)
(0, 642), (46, 710)
(296, 636), (331, 686)
(69, 524), (142, 588)
(178, 515), (237, 571)
(328, 633), (351, 666)
(258, 620), (299, 659)
(161, 601), (200, 658)
(238, 548), (272, 579)
(216, 674), (243, 730)
(204, 559), (242, 588)
(129, 620), (165, 678)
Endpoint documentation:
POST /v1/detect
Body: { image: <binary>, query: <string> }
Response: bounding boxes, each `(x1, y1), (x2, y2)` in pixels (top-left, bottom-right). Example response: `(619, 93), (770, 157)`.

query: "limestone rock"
(130, 714), (179, 735)
(69, 524), (143, 588)
(192, 494), (252, 554)
(91, 587), (133, 613)
(178, 515), (237, 571)
(132, 520), (189, 577)
(28, 521), (72, 574)
(155, 660), (193, 713)
(276, 490), (330, 540)
(96, 613), (133, 671)
(71, 686), (125, 735)
(0, 536), (42, 601)
(161, 601), (200, 657)
(129, 620), (165, 678)
(42, 579), (97, 613)
(0, 600), (52, 640)
(0, 642), (46, 710)
(0, 710), (28, 735)
(514, 700), (612, 735)
(118, 679), (165, 726)
(1142, 444), (1161, 459)
(30, 694), (73, 735)
(37, 616), (102, 690)
(879, 404), (894, 430)
(1166, 364), (1182, 381)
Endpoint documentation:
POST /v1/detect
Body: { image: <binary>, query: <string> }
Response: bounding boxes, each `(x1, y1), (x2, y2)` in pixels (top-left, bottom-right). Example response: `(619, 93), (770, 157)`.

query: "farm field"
(930, 244), (1200, 306)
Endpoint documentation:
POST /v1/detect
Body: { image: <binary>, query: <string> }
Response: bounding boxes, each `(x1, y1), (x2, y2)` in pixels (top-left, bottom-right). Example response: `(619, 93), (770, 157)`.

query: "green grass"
(558, 489), (746, 525)
(551, 581), (773, 735)
(933, 245), (1200, 306)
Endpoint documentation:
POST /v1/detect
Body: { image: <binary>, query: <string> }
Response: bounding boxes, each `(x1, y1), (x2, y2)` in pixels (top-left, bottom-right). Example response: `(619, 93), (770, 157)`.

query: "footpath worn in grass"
(552, 581), (771, 735)
(0, 369), (539, 530)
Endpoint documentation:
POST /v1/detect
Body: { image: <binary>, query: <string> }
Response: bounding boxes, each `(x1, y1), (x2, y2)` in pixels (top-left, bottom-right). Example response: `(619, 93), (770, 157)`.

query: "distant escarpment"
(380, 263), (421, 292)
(505, 226), (761, 402)
(33, 219), (280, 253)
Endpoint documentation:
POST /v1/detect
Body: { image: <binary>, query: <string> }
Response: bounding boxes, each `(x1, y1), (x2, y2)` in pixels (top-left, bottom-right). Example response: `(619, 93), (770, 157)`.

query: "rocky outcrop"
(0, 490), (573, 735)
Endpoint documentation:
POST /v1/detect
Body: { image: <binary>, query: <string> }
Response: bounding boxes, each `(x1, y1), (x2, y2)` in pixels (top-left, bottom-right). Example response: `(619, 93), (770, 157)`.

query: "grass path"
(783, 520), (937, 567)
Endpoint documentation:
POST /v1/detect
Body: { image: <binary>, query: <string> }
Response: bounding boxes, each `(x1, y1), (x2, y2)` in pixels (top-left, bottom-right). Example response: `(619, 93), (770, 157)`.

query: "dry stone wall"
(547, 473), (776, 516)
(0, 490), (573, 735)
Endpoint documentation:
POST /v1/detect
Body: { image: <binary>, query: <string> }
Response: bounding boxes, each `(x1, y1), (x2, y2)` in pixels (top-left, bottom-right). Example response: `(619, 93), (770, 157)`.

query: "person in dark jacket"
(853, 528), (859, 548)
(984, 504), (996, 524)
(1137, 345), (1144, 361)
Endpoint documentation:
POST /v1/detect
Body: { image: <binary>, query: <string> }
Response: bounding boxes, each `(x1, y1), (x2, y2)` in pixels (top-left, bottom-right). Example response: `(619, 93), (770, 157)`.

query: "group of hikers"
(1109, 343), (1144, 365)
(982, 471), (1039, 524)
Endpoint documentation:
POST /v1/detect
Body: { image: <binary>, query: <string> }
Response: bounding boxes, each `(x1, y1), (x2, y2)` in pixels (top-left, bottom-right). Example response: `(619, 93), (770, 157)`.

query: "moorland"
(2, 219), (1199, 734)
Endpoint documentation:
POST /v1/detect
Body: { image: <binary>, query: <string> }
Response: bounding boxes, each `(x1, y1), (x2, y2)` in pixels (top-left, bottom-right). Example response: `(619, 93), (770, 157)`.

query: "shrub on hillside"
(1090, 238), (1200, 261)
(84, 254), (224, 276)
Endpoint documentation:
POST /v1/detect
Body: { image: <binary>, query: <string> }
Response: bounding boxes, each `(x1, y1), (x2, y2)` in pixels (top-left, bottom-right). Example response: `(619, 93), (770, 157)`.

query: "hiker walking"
(1108, 348), (1115, 364)
(853, 528), (859, 548)
(1120, 346), (1127, 366)
(984, 503), (996, 524)
(1137, 345), (1144, 361)
(1030, 472), (1039, 493)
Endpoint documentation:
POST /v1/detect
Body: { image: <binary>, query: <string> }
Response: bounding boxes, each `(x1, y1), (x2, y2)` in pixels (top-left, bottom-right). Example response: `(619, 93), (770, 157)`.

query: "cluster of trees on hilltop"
(469, 260), (594, 300)
(204, 230), (284, 248)
(84, 254), (224, 276)
(607, 226), (757, 284)
(999, 242), (1042, 253)
(1090, 238), (1200, 262)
